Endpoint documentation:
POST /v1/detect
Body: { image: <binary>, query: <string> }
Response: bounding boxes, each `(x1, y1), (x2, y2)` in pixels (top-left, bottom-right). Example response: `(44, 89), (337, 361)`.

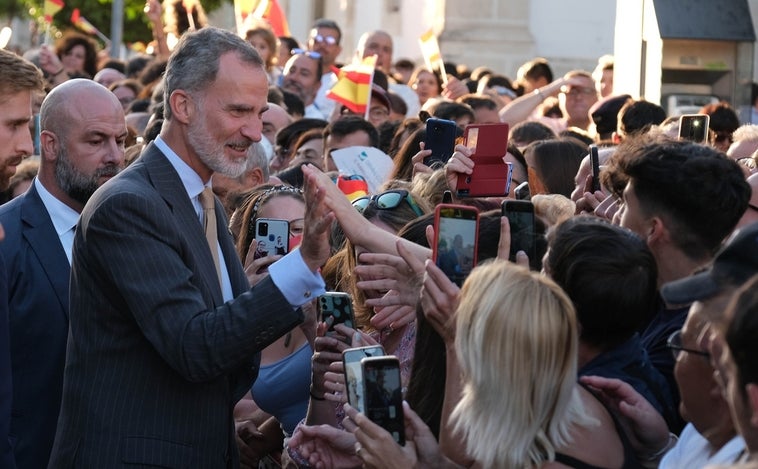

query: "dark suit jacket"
(48, 144), (303, 468)
(0, 183), (70, 469)
(0, 252), (17, 469)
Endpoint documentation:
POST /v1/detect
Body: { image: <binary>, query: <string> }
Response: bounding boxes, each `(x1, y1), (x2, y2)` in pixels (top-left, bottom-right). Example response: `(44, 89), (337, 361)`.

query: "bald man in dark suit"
(49, 28), (333, 468)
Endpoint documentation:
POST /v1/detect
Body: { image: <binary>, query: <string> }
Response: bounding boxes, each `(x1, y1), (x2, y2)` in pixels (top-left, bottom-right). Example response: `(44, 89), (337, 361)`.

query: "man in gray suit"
(49, 28), (333, 468)
(0, 79), (126, 468)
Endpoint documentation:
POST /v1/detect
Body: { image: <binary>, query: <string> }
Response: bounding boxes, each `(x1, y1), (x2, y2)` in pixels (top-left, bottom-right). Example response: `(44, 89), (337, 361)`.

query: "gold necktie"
(199, 187), (222, 284)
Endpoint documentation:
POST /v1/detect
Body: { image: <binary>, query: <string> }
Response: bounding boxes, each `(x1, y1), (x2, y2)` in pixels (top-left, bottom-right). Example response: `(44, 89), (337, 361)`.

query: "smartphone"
(502, 200), (536, 267)
(514, 181), (530, 200)
(432, 204), (479, 286)
(442, 190), (453, 204)
(424, 117), (457, 167)
(456, 123), (513, 197)
(361, 356), (405, 445)
(589, 144), (601, 193)
(254, 218), (289, 260)
(317, 292), (356, 343)
(343, 345), (386, 413)
(678, 114), (710, 144)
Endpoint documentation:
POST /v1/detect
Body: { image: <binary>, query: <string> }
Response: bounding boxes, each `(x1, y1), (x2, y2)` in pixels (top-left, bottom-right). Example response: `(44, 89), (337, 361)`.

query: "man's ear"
(747, 383), (758, 427)
(647, 216), (669, 245)
(247, 167), (265, 188)
(169, 89), (192, 125)
(39, 130), (59, 163)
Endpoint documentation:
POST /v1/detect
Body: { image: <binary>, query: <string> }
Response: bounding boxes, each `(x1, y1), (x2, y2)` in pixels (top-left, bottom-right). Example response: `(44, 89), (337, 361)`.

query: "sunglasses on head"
(352, 189), (424, 217)
(291, 48), (322, 60)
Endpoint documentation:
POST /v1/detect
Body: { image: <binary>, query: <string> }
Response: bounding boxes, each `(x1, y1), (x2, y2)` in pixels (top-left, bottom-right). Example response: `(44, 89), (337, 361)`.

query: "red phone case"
(456, 123), (512, 197)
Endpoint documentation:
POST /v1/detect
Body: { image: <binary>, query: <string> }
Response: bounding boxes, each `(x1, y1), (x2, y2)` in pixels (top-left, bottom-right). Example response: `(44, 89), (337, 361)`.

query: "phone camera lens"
(259, 222), (268, 236)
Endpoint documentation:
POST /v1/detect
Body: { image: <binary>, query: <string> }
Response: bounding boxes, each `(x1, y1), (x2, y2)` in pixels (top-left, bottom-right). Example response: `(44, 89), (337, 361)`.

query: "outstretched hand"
(301, 164), (335, 273)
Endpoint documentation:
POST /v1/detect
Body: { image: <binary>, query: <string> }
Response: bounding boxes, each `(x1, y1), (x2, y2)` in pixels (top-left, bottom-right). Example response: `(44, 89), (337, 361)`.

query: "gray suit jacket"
(49, 143), (302, 468)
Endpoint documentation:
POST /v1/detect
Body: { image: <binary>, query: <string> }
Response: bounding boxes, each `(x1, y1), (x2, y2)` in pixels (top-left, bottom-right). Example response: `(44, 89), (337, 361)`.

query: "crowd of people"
(2, 4), (758, 469)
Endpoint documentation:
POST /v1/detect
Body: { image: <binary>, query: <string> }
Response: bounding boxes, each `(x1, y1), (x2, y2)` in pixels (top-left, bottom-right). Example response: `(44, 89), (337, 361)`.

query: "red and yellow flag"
(44, 0), (64, 23)
(418, 28), (448, 85)
(71, 9), (98, 35)
(327, 55), (377, 114)
(252, 0), (290, 37)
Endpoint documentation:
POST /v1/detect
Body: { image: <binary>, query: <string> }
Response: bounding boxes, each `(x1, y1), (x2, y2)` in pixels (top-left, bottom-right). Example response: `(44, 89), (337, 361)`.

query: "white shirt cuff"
(268, 247), (325, 307)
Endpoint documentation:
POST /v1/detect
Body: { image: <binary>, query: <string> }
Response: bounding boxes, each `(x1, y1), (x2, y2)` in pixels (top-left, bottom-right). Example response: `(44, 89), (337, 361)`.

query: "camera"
(257, 222), (268, 236)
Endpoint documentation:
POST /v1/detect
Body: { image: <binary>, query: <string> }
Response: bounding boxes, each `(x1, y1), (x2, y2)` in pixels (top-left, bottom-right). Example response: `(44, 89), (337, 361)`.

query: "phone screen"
(502, 201), (536, 264)
(433, 205), (479, 287)
(362, 356), (405, 445)
(678, 114), (710, 144)
(343, 346), (385, 413)
(318, 292), (355, 343)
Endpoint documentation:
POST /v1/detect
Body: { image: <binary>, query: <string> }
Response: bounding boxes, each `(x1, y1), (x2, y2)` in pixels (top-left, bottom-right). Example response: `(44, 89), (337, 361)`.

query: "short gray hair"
(239, 142), (270, 183)
(163, 27), (263, 120)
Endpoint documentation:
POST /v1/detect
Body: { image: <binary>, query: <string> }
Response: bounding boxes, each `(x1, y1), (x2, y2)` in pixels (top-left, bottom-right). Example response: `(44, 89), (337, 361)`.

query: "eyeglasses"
(310, 34), (338, 46)
(560, 86), (597, 98)
(352, 189), (424, 217)
(737, 156), (757, 173)
(667, 330), (710, 361)
(291, 48), (322, 60)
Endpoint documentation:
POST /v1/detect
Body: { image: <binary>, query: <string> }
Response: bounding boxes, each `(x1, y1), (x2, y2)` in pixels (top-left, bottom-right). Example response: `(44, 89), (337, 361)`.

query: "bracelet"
(641, 432), (678, 462)
(533, 88), (545, 101)
(309, 389), (326, 401)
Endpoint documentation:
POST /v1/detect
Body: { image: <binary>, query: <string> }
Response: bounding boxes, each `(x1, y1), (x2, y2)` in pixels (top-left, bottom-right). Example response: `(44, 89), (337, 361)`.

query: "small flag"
(252, 0), (290, 37)
(326, 55), (377, 114)
(336, 175), (368, 202)
(418, 28), (448, 85)
(44, 0), (64, 23)
(71, 9), (97, 35)
(234, 0), (258, 36)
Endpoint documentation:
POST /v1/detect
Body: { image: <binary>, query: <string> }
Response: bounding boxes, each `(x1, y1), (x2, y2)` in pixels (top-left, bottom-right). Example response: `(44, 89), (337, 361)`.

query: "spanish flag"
(418, 28), (448, 84)
(44, 0), (64, 23)
(326, 55), (377, 114)
(252, 0), (290, 37)
(71, 9), (98, 35)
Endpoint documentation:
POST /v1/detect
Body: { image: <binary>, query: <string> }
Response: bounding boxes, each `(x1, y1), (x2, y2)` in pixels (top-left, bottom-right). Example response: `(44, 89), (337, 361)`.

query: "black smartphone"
(589, 144), (600, 193)
(433, 204), (479, 287)
(678, 114), (710, 144)
(442, 190), (453, 204)
(502, 200), (536, 266)
(254, 218), (289, 260)
(343, 345), (386, 413)
(424, 118), (457, 167)
(317, 292), (356, 343)
(361, 356), (405, 445)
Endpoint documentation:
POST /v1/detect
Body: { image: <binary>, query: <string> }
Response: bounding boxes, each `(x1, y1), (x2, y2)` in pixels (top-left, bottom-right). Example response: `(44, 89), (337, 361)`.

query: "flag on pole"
(71, 9), (97, 35)
(252, 0), (290, 37)
(71, 9), (110, 44)
(234, 0), (258, 36)
(326, 55), (377, 115)
(44, 0), (64, 23)
(418, 28), (448, 85)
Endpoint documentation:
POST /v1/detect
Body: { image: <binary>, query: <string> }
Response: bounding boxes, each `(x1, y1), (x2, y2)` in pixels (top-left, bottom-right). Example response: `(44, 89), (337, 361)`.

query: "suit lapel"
(141, 144), (224, 305)
(20, 184), (71, 317)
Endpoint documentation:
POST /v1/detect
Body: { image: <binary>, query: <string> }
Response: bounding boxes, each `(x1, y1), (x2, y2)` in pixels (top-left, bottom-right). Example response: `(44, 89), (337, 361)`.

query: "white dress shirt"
(34, 178), (80, 265)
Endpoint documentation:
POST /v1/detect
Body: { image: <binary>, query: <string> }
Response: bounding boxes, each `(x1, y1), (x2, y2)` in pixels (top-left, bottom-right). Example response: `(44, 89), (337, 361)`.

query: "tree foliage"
(3, 0), (227, 46)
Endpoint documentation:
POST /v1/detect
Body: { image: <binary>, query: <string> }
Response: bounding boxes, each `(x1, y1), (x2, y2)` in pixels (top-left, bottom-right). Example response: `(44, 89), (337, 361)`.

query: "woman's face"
(412, 70), (440, 105)
(62, 44), (86, 73)
(112, 86), (136, 110)
(256, 195), (305, 248)
(248, 34), (271, 64)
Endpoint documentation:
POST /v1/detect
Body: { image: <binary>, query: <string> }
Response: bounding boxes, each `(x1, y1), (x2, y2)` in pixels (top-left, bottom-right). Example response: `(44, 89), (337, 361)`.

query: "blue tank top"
(251, 342), (312, 435)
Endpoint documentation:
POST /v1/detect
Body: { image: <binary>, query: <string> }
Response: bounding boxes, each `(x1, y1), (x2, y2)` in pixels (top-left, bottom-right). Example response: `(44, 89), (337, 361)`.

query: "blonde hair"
(452, 261), (589, 468)
(532, 194), (575, 227)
